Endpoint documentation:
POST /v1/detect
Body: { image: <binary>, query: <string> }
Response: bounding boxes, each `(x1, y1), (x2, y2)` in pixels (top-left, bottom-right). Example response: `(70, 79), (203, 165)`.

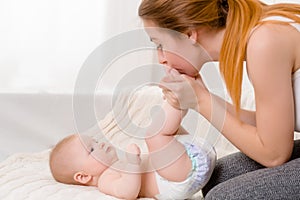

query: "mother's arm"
(238, 24), (295, 167)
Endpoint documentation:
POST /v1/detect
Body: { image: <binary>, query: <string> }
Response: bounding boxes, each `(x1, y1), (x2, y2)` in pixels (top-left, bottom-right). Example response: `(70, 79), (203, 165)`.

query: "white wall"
(274, 0), (299, 3)
(0, 0), (147, 93)
(263, 0), (300, 3)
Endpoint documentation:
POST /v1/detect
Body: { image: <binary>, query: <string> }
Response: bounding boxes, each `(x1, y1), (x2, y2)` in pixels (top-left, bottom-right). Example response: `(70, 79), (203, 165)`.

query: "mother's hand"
(160, 69), (208, 111)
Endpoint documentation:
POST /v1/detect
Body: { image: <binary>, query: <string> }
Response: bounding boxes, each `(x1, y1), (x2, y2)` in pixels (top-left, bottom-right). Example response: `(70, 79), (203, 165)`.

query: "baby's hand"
(125, 144), (141, 165)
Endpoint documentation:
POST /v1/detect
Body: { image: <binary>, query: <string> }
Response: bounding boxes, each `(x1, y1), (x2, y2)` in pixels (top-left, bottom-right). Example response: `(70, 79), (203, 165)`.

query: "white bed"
(0, 83), (298, 200)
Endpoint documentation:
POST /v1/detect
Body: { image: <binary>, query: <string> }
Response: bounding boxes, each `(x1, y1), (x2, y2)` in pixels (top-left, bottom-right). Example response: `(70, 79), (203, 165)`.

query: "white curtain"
(0, 0), (148, 92)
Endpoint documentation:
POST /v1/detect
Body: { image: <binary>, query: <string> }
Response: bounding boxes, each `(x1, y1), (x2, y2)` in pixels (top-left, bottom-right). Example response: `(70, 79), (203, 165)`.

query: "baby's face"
(71, 135), (118, 177)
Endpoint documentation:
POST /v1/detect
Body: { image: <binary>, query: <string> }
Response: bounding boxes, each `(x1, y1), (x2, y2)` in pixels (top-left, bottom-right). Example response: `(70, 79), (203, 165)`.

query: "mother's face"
(143, 20), (211, 77)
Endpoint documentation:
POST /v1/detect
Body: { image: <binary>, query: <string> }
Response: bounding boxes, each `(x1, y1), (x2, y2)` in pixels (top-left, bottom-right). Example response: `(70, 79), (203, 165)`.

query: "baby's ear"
(73, 171), (92, 184)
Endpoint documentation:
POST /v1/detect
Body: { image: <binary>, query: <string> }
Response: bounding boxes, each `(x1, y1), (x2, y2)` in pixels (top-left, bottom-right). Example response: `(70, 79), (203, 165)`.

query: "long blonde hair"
(139, 0), (300, 112)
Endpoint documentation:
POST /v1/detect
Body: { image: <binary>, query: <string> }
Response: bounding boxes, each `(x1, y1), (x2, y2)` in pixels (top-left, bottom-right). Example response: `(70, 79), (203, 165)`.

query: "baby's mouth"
(105, 145), (113, 152)
(101, 143), (114, 153)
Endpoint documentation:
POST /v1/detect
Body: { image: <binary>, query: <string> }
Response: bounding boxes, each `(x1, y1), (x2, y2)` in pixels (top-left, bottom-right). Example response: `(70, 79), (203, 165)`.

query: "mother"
(139, 0), (300, 199)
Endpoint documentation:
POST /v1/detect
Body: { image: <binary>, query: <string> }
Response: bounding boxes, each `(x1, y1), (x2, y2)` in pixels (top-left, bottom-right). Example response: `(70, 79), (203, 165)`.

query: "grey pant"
(202, 140), (300, 200)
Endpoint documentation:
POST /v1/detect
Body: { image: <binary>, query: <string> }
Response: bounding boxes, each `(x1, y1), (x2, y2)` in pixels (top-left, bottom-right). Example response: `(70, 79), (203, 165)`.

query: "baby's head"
(49, 134), (118, 186)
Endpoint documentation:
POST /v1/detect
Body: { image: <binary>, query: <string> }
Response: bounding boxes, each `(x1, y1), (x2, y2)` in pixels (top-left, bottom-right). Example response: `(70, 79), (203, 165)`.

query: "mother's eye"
(157, 44), (163, 50)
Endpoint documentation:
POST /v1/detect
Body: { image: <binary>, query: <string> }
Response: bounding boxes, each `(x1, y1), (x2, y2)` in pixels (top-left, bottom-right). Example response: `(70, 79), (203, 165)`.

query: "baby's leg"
(145, 101), (191, 181)
(146, 133), (192, 182)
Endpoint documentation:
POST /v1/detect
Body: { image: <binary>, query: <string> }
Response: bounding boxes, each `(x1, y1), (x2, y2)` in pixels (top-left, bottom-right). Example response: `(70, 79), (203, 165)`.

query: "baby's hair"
(49, 134), (82, 185)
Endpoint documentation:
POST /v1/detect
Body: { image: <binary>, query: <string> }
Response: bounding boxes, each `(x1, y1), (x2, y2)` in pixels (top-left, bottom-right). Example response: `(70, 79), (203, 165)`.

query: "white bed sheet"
(0, 150), (124, 200)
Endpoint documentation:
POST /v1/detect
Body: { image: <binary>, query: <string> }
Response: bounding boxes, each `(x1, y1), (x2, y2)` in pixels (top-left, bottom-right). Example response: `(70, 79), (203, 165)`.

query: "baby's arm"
(98, 144), (142, 200)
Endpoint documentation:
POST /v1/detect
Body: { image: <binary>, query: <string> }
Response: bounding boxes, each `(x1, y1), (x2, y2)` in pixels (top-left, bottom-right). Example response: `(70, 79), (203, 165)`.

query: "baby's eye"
(90, 147), (94, 153)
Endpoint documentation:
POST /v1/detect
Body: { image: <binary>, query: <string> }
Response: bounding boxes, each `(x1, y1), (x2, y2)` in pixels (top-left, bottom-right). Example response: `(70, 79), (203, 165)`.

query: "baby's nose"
(98, 142), (106, 149)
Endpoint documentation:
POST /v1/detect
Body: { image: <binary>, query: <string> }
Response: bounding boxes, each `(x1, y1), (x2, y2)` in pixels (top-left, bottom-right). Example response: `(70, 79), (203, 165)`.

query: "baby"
(49, 101), (216, 199)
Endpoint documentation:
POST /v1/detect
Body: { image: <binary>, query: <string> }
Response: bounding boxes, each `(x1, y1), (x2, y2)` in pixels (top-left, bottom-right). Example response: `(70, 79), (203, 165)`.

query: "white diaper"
(154, 141), (216, 200)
